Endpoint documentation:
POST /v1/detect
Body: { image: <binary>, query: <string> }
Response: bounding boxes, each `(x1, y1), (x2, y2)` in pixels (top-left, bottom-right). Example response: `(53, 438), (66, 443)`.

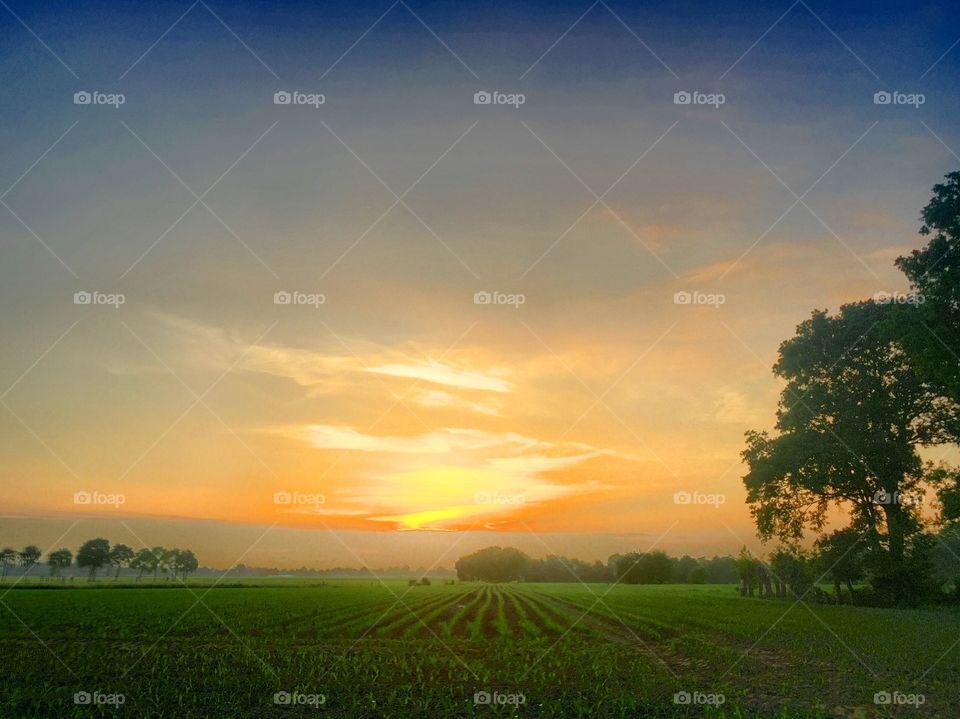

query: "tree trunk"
(883, 502), (906, 563)
(834, 579), (842, 603)
(845, 579), (855, 602)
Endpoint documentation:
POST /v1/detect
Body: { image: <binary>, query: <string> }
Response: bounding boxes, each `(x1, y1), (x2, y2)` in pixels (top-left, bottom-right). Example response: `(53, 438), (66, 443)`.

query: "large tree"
(742, 301), (958, 573)
(895, 171), (960, 407)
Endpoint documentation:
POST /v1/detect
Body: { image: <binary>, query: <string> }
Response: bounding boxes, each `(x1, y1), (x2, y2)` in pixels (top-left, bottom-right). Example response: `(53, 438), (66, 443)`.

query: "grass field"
(0, 581), (956, 717)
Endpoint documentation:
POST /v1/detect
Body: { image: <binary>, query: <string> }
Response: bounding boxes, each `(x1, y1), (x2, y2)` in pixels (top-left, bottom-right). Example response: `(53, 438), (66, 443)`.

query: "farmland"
(0, 581), (956, 717)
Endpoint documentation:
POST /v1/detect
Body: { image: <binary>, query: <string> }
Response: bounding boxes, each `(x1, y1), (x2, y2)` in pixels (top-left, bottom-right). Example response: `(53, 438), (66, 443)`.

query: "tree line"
(454, 546), (739, 584)
(742, 171), (960, 607)
(0, 539), (198, 582)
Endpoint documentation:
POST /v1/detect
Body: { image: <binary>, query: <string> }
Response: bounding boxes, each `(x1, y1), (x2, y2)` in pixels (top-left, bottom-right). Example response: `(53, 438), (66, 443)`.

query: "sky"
(1, 0), (958, 568)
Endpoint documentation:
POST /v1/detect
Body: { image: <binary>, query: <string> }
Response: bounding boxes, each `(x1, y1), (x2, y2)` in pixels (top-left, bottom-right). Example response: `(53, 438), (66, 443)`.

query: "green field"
(0, 581), (955, 717)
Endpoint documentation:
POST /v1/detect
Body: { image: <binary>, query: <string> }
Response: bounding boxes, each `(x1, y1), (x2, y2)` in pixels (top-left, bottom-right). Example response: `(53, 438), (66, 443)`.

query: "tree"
(814, 529), (864, 602)
(0, 547), (17, 582)
(18, 545), (41, 577)
(152, 547), (171, 580)
(674, 555), (698, 583)
(131, 548), (155, 581)
(455, 547), (530, 582)
(768, 546), (814, 599)
(616, 551), (674, 584)
(76, 538), (111, 580)
(734, 547), (758, 596)
(47, 549), (72, 580)
(108, 544), (134, 580)
(171, 549), (198, 580)
(742, 301), (959, 591)
(895, 171), (960, 407)
(687, 565), (708, 584)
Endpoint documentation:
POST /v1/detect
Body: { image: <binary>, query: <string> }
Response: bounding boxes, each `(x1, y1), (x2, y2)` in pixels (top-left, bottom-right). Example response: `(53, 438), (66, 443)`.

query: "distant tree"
(768, 546), (814, 599)
(704, 556), (738, 583)
(108, 544), (135, 580)
(131, 548), (154, 580)
(172, 549), (198, 580)
(47, 548), (72, 580)
(159, 548), (176, 580)
(814, 529), (865, 603)
(895, 171), (960, 407)
(674, 555), (698, 583)
(18, 545), (41, 576)
(455, 547), (530, 582)
(734, 547), (758, 596)
(76, 538), (111, 580)
(687, 565), (708, 584)
(0, 548), (16, 582)
(419, 576), (431, 586)
(617, 551), (673, 584)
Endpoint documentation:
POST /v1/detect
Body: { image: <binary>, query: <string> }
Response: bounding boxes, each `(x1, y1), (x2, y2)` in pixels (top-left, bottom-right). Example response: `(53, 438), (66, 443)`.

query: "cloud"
(367, 359), (512, 393)
(283, 425), (544, 455)
(415, 389), (501, 416)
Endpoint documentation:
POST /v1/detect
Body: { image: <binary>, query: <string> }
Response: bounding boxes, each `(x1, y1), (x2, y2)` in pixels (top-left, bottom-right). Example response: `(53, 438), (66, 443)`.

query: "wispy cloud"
(367, 359), (512, 393)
